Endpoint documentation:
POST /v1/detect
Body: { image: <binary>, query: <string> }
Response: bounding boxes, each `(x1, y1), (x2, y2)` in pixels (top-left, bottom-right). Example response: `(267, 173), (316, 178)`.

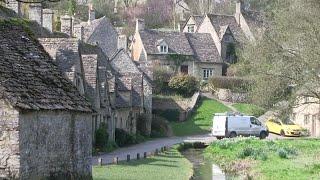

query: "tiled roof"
(207, 14), (247, 43)
(139, 30), (222, 63)
(186, 33), (222, 63)
(139, 30), (193, 55)
(0, 23), (92, 112)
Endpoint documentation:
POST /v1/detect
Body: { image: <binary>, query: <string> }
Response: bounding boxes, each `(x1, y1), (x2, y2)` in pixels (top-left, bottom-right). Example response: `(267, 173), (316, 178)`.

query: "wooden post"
(144, 152), (147, 158)
(127, 154), (130, 162)
(113, 157), (118, 164)
(137, 153), (140, 160)
(98, 158), (102, 166)
(155, 148), (159, 155)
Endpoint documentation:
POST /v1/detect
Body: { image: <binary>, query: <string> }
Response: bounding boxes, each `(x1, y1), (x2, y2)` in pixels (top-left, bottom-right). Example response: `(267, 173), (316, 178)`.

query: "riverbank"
(93, 145), (193, 180)
(205, 137), (320, 179)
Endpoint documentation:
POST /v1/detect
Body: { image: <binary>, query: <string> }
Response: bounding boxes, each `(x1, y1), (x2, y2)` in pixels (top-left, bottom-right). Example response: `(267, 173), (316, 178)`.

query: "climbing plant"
(167, 54), (192, 73)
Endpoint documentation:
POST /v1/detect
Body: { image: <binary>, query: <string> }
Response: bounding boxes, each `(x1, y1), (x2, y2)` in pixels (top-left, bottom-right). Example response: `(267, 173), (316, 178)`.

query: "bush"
(238, 147), (255, 158)
(95, 122), (109, 150)
(136, 114), (149, 136)
(168, 74), (199, 97)
(151, 116), (173, 138)
(115, 128), (147, 147)
(153, 67), (174, 94)
(208, 76), (253, 93)
(278, 148), (289, 159)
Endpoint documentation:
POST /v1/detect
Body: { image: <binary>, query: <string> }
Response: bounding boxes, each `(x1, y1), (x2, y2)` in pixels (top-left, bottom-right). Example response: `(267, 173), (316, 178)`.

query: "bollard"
(137, 153), (140, 160)
(144, 152), (147, 158)
(127, 154), (130, 162)
(164, 146), (167, 151)
(113, 157), (119, 164)
(98, 158), (102, 166)
(155, 148), (159, 155)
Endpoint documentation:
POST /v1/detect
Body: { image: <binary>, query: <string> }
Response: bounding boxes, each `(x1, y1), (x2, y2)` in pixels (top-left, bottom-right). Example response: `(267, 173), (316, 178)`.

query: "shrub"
(95, 122), (109, 150)
(115, 128), (136, 147)
(238, 147), (255, 158)
(168, 74), (199, 97)
(208, 76), (253, 93)
(151, 116), (173, 138)
(153, 67), (174, 94)
(136, 114), (149, 136)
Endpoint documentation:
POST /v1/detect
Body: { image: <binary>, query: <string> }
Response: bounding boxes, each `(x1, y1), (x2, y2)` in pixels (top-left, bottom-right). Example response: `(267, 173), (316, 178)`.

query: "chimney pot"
(136, 19), (145, 32)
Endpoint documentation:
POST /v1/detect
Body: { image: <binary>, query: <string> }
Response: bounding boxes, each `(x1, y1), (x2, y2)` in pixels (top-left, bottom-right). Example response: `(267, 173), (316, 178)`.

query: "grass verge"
(205, 137), (320, 179)
(93, 145), (193, 180)
(170, 97), (231, 136)
(232, 103), (265, 117)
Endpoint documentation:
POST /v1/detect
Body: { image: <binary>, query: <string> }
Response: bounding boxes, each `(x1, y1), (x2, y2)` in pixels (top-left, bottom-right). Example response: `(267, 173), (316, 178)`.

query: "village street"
(92, 133), (285, 165)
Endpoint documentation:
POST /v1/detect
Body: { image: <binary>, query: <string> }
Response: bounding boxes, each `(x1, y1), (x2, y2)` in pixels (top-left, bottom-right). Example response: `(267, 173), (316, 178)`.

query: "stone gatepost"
(29, 3), (43, 26)
(42, 9), (54, 32)
(6, 0), (21, 16)
(60, 15), (73, 37)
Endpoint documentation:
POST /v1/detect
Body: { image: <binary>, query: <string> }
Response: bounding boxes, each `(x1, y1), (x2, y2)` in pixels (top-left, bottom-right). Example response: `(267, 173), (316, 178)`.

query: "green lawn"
(232, 103), (265, 117)
(170, 98), (231, 136)
(93, 146), (193, 180)
(205, 138), (320, 179)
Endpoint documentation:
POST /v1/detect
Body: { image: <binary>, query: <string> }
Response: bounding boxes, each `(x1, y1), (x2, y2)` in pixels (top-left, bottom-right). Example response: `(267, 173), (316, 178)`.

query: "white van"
(211, 113), (268, 139)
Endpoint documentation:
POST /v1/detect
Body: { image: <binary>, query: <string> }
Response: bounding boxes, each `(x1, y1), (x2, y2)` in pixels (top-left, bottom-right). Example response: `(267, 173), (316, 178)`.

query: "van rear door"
(212, 115), (226, 137)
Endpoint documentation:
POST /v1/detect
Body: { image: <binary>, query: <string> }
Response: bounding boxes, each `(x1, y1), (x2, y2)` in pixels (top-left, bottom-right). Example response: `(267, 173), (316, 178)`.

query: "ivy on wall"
(166, 54), (192, 73)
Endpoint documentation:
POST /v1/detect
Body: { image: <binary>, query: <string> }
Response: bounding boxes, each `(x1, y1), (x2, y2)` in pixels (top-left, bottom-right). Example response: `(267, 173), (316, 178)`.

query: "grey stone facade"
(5, 0), (21, 16)
(61, 15), (73, 37)
(28, 3), (43, 26)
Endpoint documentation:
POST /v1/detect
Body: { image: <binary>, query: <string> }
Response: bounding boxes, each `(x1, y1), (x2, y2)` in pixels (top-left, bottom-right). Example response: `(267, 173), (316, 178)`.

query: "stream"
(182, 148), (238, 180)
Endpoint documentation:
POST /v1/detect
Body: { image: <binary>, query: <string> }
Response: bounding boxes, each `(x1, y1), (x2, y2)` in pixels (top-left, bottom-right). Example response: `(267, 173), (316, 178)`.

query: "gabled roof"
(139, 29), (194, 55)
(77, 16), (119, 58)
(186, 33), (222, 63)
(182, 15), (205, 32)
(207, 14), (247, 43)
(0, 22), (91, 112)
(139, 30), (222, 63)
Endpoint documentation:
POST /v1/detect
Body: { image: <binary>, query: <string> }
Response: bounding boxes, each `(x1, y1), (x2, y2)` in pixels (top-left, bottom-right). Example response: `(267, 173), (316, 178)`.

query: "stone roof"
(0, 23), (92, 112)
(77, 16), (118, 58)
(139, 30), (222, 63)
(207, 14), (247, 43)
(139, 30), (193, 56)
(185, 33), (222, 63)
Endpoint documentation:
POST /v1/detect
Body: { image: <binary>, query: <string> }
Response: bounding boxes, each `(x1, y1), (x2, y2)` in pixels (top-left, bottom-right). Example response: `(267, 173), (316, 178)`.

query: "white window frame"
(160, 45), (168, 54)
(203, 68), (214, 80)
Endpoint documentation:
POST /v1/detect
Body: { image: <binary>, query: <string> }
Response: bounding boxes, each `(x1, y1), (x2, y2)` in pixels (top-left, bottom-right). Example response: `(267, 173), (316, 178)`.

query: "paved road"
(92, 133), (288, 165)
(92, 134), (216, 165)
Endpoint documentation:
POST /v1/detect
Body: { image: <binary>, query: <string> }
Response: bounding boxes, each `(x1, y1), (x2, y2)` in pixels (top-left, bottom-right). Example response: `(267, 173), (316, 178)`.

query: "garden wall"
(214, 88), (249, 103)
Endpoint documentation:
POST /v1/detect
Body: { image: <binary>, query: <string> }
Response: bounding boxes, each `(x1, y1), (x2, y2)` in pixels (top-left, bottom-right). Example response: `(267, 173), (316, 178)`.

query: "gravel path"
(92, 134), (216, 165)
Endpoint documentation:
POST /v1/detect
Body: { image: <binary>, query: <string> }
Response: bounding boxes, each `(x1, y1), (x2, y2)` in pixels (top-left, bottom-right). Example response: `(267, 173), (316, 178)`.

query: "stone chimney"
(6, 0), (21, 16)
(29, 3), (43, 26)
(88, 4), (96, 23)
(42, 9), (54, 32)
(118, 35), (127, 51)
(73, 25), (84, 41)
(60, 15), (73, 37)
(235, 0), (243, 25)
(136, 19), (145, 32)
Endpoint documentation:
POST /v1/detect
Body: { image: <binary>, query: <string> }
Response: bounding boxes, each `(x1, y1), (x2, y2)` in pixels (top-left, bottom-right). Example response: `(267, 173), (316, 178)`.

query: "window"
(304, 115), (310, 125)
(160, 45), (168, 53)
(203, 68), (213, 80)
(304, 96), (310, 103)
(181, 65), (188, 74)
(187, 25), (195, 33)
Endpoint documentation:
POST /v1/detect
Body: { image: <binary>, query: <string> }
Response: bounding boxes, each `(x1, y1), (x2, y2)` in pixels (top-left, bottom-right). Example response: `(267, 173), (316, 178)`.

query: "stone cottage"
(0, 23), (92, 179)
(292, 96), (320, 137)
(182, 0), (264, 64)
(131, 19), (223, 81)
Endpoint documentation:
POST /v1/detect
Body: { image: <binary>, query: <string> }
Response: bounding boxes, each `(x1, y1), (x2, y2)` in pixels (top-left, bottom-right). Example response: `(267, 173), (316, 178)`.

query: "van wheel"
(229, 132), (237, 138)
(216, 137), (223, 140)
(280, 130), (285, 137)
(260, 131), (267, 139)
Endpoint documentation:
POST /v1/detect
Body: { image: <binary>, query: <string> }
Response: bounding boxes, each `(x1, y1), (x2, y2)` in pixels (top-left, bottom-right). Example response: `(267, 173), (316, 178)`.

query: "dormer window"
(187, 25), (195, 33)
(160, 45), (168, 53)
(157, 39), (168, 54)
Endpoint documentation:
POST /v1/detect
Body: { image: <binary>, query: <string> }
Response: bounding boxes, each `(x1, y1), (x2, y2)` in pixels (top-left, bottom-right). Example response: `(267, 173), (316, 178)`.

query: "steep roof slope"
(0, 21), (92, 112)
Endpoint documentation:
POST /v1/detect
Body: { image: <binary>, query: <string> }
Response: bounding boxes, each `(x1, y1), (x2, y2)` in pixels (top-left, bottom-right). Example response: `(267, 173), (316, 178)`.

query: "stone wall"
(0, 99), (20, 179)
(19, 110), (92, 179)
(214, 88), (248, 103)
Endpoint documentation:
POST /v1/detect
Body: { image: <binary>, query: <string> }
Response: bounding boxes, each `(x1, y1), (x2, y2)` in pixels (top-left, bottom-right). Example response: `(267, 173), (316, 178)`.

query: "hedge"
(208, 76), (253, 92)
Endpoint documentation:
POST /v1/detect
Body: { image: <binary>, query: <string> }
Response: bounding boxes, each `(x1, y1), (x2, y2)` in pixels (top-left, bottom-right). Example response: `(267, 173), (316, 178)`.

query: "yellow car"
(265, 118), (303, 136)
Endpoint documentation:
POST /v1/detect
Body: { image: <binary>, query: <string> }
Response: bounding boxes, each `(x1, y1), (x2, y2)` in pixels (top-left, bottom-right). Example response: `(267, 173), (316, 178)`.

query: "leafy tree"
(239, 0), (320, 109)
(67, 0), (76, 15)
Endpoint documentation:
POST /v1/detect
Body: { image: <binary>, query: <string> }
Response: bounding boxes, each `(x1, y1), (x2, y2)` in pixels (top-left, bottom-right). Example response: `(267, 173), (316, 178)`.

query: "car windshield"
(282, 119), (295, 125)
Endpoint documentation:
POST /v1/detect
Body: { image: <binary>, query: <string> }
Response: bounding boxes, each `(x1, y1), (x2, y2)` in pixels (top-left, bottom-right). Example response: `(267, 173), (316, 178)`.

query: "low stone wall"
(152, 92), (200, 122)
(214, 88), (248, 103)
